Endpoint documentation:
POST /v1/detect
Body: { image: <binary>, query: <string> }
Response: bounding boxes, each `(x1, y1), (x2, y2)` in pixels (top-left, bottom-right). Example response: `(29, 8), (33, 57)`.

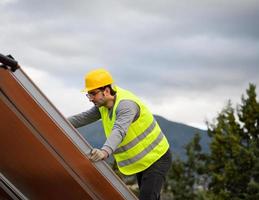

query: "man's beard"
(93, 98), (106, 108)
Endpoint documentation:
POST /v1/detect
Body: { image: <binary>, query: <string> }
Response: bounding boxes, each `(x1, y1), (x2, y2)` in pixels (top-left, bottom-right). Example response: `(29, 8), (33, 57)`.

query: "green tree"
(166, 83), (259, 200)
(206, 84), (259, 199)
(238, 84), (259, 199)
(238, 84), (259, 147)
(167, 133), (207, 200)
(207, 103), (253, 199)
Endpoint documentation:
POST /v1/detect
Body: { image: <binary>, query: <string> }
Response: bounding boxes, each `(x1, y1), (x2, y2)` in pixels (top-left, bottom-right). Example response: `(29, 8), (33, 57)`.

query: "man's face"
(86, 89), (106, 107)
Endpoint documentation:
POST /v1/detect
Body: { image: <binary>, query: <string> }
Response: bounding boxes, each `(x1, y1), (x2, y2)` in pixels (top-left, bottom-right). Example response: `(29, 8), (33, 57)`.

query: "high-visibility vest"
(99, 87), (170, 175)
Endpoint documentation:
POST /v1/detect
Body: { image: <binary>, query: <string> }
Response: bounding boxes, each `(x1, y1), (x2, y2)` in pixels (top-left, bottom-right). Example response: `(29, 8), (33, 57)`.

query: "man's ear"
(103, 87), (110, 96)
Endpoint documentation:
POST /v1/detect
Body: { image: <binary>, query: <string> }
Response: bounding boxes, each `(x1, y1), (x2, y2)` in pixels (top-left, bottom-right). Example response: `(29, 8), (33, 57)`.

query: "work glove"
(90, 148), (109, 162)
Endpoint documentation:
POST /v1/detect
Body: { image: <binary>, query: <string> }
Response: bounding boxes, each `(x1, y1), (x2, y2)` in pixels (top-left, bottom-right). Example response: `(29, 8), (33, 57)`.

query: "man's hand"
(90, 148), (108, 162)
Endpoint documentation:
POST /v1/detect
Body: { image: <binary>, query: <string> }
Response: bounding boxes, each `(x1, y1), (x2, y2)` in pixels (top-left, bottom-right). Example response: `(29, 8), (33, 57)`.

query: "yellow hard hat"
(82, 68), (114, 92)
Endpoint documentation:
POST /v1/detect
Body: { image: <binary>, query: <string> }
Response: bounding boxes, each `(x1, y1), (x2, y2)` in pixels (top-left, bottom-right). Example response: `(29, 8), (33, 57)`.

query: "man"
(68, 68), (172, 200)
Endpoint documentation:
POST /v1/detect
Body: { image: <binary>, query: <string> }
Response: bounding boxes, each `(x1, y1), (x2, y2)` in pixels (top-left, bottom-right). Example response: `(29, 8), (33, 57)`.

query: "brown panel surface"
(0, 96), (93, 199)
(0, 186), (13, 200)
(0, 68), (136, 200)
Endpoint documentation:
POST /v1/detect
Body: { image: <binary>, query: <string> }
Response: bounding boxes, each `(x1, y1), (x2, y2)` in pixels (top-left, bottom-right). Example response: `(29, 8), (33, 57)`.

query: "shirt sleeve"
(67, 106), (101, 128)
(102, 100), (140, 155)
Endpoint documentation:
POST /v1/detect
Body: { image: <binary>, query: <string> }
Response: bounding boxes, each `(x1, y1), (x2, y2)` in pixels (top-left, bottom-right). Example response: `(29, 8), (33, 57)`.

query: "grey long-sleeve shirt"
(68, 100), (140, 155)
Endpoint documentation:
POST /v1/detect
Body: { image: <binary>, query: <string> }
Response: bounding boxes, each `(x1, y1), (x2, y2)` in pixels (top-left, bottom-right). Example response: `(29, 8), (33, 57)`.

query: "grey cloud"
(121, 0), (259, 39)
(1, 0), (259, 106)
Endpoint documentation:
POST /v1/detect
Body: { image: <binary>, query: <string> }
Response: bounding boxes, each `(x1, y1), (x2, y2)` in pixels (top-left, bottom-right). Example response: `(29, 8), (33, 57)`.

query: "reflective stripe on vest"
(117, 131), (164, 167)
(114, 118), (156, 154)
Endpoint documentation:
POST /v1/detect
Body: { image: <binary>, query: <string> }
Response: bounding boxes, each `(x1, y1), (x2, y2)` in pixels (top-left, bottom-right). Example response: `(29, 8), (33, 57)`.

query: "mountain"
(77, 115), (210, 159)
(154, 115), (210, 159)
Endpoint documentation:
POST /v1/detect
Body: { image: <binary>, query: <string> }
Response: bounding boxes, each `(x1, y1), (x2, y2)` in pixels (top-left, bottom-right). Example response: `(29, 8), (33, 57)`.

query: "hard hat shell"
(82, 69), (114, 92)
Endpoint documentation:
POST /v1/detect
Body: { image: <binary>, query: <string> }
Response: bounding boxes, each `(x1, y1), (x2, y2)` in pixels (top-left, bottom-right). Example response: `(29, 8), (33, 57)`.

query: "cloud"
(1, 0), (259, 129)
(22, 66), (92, 116)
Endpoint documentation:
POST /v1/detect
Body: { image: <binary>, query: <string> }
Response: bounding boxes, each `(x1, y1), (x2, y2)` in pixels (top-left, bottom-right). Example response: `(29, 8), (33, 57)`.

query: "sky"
(1, 0), (259, 129)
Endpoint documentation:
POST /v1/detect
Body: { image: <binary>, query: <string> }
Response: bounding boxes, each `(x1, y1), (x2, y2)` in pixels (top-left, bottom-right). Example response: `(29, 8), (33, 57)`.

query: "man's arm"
(101, 100), (140, 156)
(67, 106), (101, 128)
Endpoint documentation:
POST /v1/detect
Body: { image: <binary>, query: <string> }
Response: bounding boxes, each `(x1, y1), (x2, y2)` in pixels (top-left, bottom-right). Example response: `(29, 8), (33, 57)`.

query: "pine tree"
(206, 84), (259, 199)
(167, 133), (207, 200)
(166, 83), (259, 200)
(168, 157), (190, 200)
(238, 83), (259, 199)
(238, 84), (259, 146)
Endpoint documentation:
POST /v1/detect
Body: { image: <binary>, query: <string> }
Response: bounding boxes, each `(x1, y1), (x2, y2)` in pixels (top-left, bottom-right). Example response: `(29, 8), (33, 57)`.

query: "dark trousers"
(136, 149), (172, 200)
